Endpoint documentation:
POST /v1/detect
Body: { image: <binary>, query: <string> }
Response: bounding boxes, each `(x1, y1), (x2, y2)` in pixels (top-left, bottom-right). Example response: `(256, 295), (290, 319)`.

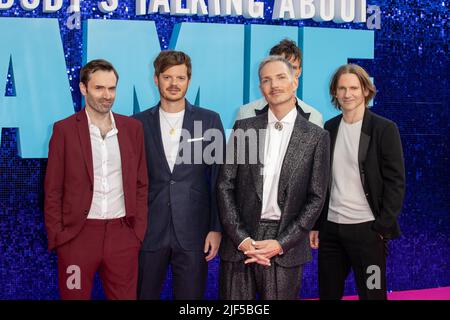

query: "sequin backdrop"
(0, 1), (448, 299)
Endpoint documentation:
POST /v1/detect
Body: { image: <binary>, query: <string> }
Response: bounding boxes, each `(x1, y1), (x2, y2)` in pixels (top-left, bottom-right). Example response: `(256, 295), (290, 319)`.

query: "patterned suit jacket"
(217, 110), (330, 267)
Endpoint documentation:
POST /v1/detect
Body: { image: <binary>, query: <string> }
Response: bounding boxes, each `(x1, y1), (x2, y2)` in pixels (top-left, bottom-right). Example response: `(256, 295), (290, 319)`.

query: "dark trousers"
(137, 221), (207, 300)
(57, 218), (141, 300)
(219, 220), (303, 300)
(318, 220), (387, 300)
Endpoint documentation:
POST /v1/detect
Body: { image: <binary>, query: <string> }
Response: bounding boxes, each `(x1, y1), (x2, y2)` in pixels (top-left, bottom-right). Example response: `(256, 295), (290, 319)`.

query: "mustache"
(167, 86), (181, 91)
(99, 99), (113, 103)
(270, 90), (284, 94)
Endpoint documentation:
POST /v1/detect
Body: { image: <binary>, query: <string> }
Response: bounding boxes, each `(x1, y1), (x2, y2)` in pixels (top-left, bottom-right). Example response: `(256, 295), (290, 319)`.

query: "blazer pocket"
(187, 137), (204, 143)
(190, 188), (210, 207)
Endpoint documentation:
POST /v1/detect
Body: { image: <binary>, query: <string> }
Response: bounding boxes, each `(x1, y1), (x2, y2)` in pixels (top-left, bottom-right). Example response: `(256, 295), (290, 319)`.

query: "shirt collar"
(85, 108), (117, 130)
(267, 107), (297, 124)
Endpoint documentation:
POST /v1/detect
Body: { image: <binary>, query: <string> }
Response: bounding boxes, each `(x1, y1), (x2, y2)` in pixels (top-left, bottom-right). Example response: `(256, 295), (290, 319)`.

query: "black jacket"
(313, 108), (405, 239)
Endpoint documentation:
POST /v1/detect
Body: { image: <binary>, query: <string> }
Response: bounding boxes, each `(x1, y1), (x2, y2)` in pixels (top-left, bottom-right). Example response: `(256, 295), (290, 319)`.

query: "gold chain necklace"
(160, 110), (183, 136)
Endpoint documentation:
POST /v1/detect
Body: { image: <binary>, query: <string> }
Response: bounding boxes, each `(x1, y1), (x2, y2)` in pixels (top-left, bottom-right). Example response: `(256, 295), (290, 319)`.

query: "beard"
(85, 94), (113, 114)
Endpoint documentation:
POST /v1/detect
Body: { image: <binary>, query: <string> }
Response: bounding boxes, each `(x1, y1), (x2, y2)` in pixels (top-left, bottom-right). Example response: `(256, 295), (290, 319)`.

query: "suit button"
(167, 202), (171, 207)
(170, 180), (176, 185)
(84, 209), (89, 215)
(365, 193), (369, 197)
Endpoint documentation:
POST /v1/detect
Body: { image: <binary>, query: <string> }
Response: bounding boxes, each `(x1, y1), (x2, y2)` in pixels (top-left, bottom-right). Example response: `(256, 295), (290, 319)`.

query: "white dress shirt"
(237, 107), (297, 250)
(261, 107), (297, 220)
(159, 108), (185, 172)
(86, 110), (126, 220)
(328, 119), (375, 224)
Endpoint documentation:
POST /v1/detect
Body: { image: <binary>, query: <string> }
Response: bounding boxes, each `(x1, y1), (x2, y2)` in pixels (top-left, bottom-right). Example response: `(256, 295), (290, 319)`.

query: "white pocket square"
(187, 137), (204, 143)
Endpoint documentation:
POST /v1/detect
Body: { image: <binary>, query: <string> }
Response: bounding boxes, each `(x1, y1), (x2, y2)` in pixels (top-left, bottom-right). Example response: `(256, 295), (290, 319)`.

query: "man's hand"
(238, 238), (271, 266)
(204, 231), (222, 262)
(309, 231), (319, 249)
(244, 240), (282, 266)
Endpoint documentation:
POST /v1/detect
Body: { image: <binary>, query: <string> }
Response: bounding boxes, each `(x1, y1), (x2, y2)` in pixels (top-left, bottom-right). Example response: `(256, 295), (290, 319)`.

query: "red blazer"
(44, 109), (148, 251)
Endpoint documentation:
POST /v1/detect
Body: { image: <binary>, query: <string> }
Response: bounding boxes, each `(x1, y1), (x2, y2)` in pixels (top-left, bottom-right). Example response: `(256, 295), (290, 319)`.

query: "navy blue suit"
(133, 100), (224, 299)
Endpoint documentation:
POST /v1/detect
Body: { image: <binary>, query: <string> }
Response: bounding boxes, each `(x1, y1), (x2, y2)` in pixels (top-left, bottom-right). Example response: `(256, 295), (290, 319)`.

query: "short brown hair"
(154, 50), (192, 79)
(329, 64), (377, 109)
(269, 39), (302, 66)
(80, 59), (119, 86)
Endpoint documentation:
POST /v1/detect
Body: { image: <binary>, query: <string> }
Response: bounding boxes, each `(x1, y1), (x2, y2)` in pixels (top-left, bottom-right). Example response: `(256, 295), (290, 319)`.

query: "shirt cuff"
(237, 237), (251, 251)
(278, 242), (284, 255)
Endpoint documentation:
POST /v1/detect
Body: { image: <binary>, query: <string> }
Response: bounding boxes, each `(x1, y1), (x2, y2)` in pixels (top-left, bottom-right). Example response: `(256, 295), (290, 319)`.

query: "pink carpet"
(339, 286), (450, 300)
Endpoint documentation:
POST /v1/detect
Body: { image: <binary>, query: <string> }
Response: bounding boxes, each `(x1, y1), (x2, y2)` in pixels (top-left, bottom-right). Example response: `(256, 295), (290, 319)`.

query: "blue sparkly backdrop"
(0, 1), (448, 299)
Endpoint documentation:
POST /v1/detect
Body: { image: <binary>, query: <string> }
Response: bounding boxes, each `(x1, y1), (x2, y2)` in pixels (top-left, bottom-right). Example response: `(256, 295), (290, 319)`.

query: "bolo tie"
(274, 122), (283, 131)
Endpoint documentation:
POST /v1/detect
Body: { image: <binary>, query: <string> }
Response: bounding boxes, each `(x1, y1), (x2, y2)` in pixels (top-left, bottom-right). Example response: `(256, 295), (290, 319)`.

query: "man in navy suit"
(134, 50), (225, 299)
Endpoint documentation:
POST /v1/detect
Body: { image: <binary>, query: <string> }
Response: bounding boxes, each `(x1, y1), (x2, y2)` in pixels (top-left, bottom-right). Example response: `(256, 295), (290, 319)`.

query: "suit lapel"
(278, 112), (309, 197)
(115, 114), (130, 184)
(250, 115), (268, 202)
(171, 101), (194, 176)
(328, 114), (342, 168)
(295, 99), (310, 121)
(149, 105), (172, 174)
(358, 108), (372, 173)
(76, 110), (94, 183)
(324, 114), (343, 190)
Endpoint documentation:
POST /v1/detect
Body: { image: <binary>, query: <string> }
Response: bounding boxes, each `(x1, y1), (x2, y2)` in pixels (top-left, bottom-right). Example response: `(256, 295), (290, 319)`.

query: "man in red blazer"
(44, 59), (148, 299)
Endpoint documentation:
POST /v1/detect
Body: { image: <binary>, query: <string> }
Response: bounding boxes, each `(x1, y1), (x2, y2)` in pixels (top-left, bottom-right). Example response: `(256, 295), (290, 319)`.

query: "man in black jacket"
(310, 64), (405, 300)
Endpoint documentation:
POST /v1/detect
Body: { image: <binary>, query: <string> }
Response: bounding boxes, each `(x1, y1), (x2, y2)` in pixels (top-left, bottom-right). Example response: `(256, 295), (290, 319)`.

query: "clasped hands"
(238, 238), (283, 267)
